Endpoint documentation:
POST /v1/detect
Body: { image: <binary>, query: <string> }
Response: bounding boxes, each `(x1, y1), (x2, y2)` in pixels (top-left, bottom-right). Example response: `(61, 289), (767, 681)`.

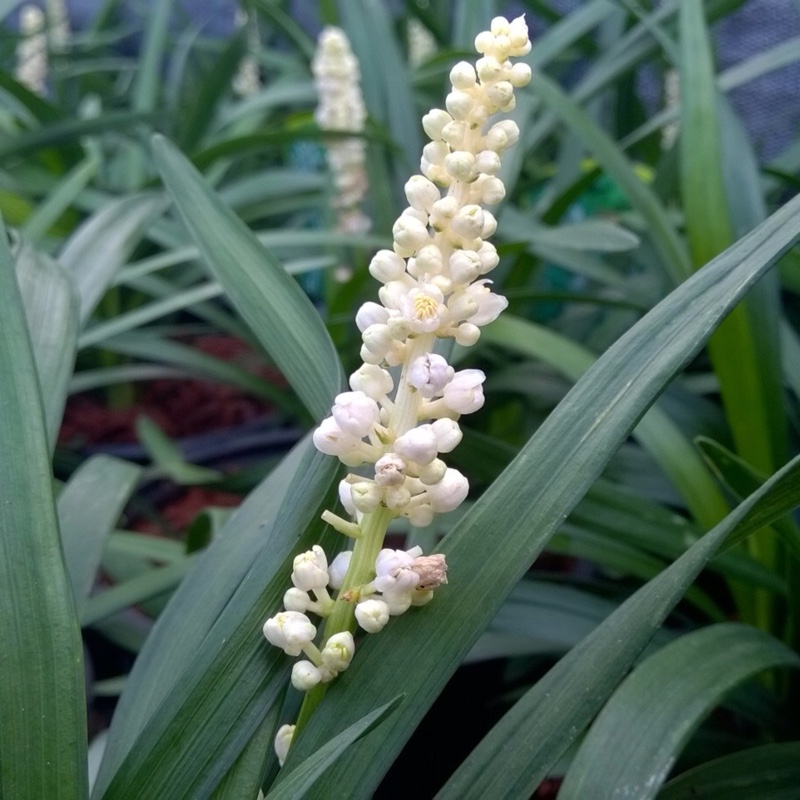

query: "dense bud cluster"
(266, 16), (531, 765)
(311, 27), (370, 235)
(16, 6), (47, 95)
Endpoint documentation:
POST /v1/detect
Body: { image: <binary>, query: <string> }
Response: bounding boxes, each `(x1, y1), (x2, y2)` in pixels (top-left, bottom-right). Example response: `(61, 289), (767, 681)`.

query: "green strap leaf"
(531, 71), (692, 284)
(59, 192), (167, 325)
(93, 437), (342, 799)
(660, 741), (800, 799)
(266, 697), (402, 800)
(483, 315), (729, 529)
(152, 135), (344, 421)
(435, 451), (800, 800)
(57, 454), (142, 617)
(558, 624), (800, 799)
(14, 240), (79, 449)
(680, 0), (786, 475)
(277, 192), (800, 799)
(0, 217), (88, 797)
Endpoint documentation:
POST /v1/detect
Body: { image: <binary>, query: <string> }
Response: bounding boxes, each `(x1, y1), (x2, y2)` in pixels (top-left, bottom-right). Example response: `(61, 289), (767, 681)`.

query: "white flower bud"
(378, 279), (410, 310)
(406, 503), (435, 527)
(422, 108), (452, 140)
(440, 120), (467, 148)
(385, 316), (409, 341)
(429, 196), (460, 228)
(393, 214), (430, 255)
(313, 416), (365, 458)
(421, 158), (451, 186)
(263, 611), (317, 656)
(284, 587), (311, 612)
(405, 175), (441, 212)
(384, 483), (412, 510)
(374, 453), (407, 486)
(444, 150), (475, 181)
(355, 598), (391, 633)
(487, 80), (514, 108)
(491, 16), (511, 35)
(455, 322), (481, 346)
(476, 56), (503, 83)
(475, 149), (502, 175)
(474, 30), (494, 54)
(481, 210), (498, 238)
(332, 391), (380, 438)
(411, 589), (435, 606)
(328, 550), (352, 589)
(418, 457), (448, 485)
(321, 631), (355, 673)
(362, 323), (393, 358)
(448, 289), (480, 322)
(291, 660), (322, 691)
(291, 545), (329, 592)
(432, 418), (463, 452)
(355, 301), (389, 332)
(422, 140), (449, 165)
(509, 15), (531, 54)
(414, 244), (444, 276)
(425, 467), (469, 512)
(430, 274), (453, 295)
(381, 590), (413, 615)
(479, 175), (506, 204)
(484, 124), (509, 152)
(510, 62), (532, 87)
(446, 90), (474, 120)
(274, 724), (295, 766)
(495, 119), (520, 147)
(349, 363), (393, 399)
(394, 424), (439, 465)
(450, 205), (486, 240)
(449, 250), (483, 284)
(351, 481), (383, 513)
(478, 241), (500, 273)
(369, 249), (406, 283)
(443, 369), (486, 414)
(408, 353), (454, 398)
(450, 61), (477, 89)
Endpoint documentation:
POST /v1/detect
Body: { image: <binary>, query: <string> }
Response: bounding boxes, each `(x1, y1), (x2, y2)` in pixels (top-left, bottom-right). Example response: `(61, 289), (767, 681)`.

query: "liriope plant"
(263, 14), (532, 762)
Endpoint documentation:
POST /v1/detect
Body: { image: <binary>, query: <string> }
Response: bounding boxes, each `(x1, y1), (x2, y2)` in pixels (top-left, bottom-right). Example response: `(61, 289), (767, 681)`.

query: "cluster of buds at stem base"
(265, 15), (531, 766)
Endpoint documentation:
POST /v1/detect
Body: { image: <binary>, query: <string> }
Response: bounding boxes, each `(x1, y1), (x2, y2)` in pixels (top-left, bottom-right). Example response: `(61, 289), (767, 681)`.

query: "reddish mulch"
(60, 335), (285, 536)
(535, 778), (563, 798)
(59, 335), (281, 447)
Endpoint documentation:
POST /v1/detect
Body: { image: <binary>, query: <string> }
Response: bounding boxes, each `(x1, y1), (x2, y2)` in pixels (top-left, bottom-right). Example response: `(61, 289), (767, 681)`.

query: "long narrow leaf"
(0, 217), (88, 797)
(93, 436), (342, 798)
(483, 315), (728, 528)
(559, 624), (800, 799)
(277, 193), (800, 798)
(660, 741), (800, 799)
(266, 697), (402, 800)
(152, 135), (344, 420)
(59, 193), (167, 325)
(436, 452), (800, 800)
(57, 455), (142, 617)
(14, 240), (79, 448)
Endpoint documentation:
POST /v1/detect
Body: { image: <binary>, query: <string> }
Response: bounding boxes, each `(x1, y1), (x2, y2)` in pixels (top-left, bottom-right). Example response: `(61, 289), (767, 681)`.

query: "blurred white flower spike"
(312, 26), (371, 237)
(267, 16), (530, 766)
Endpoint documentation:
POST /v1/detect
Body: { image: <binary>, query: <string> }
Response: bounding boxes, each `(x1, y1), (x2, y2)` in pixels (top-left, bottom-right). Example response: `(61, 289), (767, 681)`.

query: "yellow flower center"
(414, 294), (439, 320)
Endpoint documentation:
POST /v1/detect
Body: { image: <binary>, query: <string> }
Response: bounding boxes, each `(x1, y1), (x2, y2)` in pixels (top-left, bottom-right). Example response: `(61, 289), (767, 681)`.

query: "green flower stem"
(293, 332), (435, 739)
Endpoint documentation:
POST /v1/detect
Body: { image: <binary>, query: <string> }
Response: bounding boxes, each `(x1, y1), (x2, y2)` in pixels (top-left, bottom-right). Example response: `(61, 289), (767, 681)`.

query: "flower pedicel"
(263, 15), (531, 765)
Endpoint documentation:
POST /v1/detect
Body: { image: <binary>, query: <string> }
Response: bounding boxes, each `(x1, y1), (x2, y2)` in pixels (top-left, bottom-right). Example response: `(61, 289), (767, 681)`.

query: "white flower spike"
(263, 15), (530, 733)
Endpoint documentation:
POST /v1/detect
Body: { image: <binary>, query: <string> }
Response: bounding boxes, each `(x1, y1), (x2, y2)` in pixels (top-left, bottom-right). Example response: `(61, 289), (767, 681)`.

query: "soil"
(59, 335), (281, 534)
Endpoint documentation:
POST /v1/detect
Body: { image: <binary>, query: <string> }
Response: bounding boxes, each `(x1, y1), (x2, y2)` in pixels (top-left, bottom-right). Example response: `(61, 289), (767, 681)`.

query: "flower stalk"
(263, 15), (531, 764)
